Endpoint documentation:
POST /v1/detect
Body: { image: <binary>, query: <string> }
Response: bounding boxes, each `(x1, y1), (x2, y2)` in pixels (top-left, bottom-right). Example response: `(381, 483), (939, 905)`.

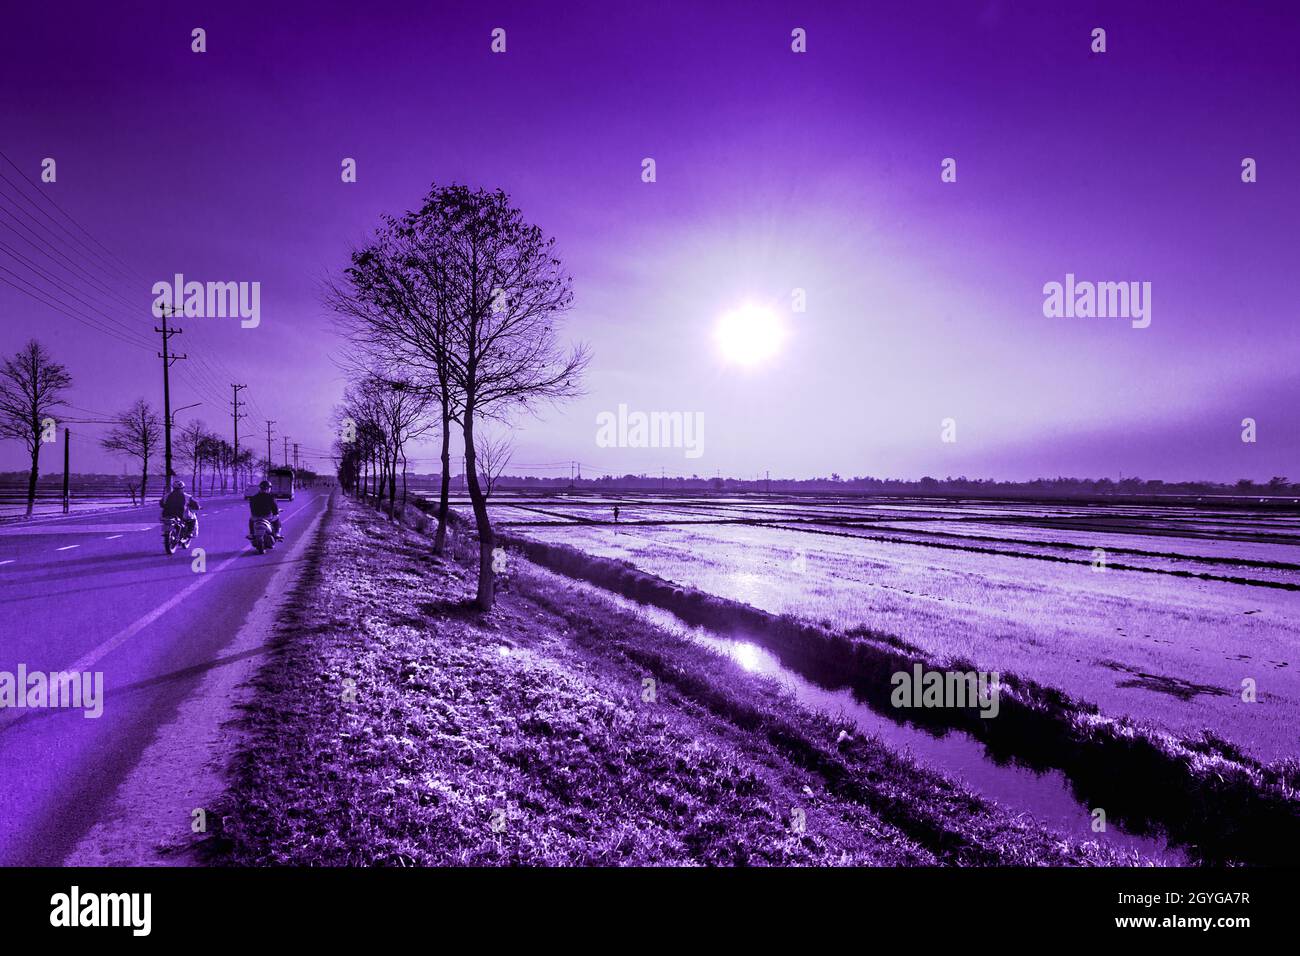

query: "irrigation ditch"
(494, 528), (1300, 866)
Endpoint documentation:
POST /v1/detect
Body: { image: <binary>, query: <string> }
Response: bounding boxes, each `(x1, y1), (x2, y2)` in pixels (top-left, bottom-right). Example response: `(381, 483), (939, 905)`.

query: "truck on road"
(247, 467), (295, 501)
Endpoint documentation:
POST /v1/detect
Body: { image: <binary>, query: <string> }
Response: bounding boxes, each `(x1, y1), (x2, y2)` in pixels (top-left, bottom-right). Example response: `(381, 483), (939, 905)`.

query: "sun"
(714, 303), (786, 366)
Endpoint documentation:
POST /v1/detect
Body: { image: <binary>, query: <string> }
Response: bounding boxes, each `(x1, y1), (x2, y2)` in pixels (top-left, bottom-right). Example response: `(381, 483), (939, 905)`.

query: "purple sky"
(1, 1), (1296, 482)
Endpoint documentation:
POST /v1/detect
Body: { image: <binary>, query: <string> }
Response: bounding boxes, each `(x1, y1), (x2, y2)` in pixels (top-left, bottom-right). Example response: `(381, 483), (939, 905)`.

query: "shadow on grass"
(418, 597), (481, 619)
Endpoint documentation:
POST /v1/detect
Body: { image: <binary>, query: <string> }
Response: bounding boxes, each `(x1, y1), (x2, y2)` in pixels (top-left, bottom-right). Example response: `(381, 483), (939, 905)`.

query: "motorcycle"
(249, 515), (278, 554)
(163, 515), (195, 555)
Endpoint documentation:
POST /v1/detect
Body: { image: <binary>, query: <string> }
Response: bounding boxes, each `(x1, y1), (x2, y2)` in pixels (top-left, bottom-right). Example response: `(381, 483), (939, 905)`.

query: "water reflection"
(585, 585), (1188, 865)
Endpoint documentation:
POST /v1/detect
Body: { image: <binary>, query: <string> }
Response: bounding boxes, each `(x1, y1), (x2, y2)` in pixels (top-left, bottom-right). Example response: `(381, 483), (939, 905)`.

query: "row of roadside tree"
(0, 341), (265, 513)
(326, 183), (588, 611)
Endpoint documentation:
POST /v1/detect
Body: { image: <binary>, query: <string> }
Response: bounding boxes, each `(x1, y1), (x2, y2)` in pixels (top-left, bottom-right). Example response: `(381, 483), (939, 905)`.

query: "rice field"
(468, 493), (1300, 765)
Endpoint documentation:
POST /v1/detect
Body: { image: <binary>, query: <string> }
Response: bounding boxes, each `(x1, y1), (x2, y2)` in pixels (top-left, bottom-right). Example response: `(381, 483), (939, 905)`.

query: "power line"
(0, 166), (140, 291)
(0, 150), (152, 286)
(176, 354), (232, 411)
(0, 150), (266, 426)
(64, 402), (115, 417)
(0, 264), (155, 351)
(0, 191), (146, 319)
(0, 237), (155, 348)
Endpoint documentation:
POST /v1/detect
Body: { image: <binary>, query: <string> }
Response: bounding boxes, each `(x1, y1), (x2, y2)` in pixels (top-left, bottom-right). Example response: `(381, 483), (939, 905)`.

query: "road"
(0, 489), (330, 865)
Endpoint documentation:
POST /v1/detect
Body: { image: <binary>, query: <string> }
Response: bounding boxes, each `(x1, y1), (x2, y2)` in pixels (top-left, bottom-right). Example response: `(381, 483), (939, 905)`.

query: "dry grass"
(205, 495), (1139, 866)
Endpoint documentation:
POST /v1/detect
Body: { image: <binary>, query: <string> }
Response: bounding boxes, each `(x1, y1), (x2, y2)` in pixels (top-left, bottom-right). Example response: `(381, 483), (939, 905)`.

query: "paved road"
(0, 490), (330, 865)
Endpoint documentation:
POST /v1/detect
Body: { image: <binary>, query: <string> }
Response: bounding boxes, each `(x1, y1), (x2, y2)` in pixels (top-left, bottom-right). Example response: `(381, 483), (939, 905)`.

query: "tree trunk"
(434, 413), (451, 554)
(140, 453), (149, 503)
(24, 439), (39, 518)
(388, 448), (398, 519)
(462, 412), (494, 611)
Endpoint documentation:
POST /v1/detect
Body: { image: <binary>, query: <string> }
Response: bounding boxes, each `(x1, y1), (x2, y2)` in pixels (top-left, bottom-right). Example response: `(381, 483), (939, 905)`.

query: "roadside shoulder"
(61, 492), (335, 865)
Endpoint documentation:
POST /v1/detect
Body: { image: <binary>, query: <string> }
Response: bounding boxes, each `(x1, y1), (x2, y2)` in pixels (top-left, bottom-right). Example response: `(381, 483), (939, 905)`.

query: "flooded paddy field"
(472, 492), (1298, 765)
(421, 491), (1300, 861)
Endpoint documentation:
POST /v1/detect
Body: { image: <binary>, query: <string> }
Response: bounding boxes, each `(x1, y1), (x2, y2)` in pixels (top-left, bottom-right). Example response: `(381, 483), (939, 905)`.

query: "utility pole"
(155, 306), (186, 480)
(231, 384), (247, 492)
(62, 428), (70, 514)
(265, 420), (276, 477)
(293, 442), (299, 471)
(283, 435), (290, 469)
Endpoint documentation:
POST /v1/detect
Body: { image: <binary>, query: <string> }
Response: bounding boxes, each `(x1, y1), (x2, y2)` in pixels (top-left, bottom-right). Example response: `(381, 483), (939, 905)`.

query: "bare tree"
(338, 381), (386, 505)
(374, 377), (436, 517)
(421, 185), (588, 610)
(475, 430), (515, 499)
(327, 214), (461, 553)
(234, 446), (256, 494)
(330, 184), (587, 609)
(197, 433), (224, 494)
(0, 340), (72, 517)
(101, 399), (162, 502)
(329, 405), (363, 497)
(176, 419), (211, 490)
(336, 374), (435, 517)
(336, 444), (360, 495)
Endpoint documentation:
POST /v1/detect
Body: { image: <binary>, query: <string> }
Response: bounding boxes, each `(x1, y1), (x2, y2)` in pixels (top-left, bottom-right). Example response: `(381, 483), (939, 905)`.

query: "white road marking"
(64, 495), (324, 674)
(106, 534), (122, 540)
(0, 523), (153, 537)
(0, 559), (14, 566)
(55, 545), (79, 551)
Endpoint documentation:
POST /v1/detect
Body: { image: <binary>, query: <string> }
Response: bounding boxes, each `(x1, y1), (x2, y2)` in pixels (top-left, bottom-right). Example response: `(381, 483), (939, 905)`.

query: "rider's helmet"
(259, 480), (272, 491)
(172, 479), (184, 490)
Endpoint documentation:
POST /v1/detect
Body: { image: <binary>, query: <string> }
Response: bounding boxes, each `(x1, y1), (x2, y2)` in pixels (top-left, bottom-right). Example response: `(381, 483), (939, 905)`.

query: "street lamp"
(170, 402), (201, 427)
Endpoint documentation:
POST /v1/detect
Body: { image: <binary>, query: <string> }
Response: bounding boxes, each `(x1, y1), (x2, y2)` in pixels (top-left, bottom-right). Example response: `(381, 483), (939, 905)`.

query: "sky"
(0, 0), (1296, 482)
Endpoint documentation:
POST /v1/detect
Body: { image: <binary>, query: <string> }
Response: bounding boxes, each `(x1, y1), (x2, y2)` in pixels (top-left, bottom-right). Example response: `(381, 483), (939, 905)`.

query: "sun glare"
(715, 303), (785, 366)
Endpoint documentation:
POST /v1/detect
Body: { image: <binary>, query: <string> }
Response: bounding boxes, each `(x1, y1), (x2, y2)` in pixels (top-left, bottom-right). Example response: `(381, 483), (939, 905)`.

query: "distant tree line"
(447, 473), (1297, 497)
(0, 338), (271, 514)
(175, 420), (265, 496)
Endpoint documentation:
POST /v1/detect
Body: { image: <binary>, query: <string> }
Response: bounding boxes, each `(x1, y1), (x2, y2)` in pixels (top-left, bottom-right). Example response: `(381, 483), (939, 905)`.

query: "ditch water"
(557, 574), (1188, 865)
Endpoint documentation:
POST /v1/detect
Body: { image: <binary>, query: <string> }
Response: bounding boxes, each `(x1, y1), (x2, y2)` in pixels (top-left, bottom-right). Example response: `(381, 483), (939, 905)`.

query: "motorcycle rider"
(160, 478), (201, 539)
(247, 479), (283, 541)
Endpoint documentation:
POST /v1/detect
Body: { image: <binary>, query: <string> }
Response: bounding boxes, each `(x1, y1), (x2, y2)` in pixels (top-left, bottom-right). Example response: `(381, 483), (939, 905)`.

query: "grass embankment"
(498, 531), (1300, 866)
(206, 496), (1137, 866)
